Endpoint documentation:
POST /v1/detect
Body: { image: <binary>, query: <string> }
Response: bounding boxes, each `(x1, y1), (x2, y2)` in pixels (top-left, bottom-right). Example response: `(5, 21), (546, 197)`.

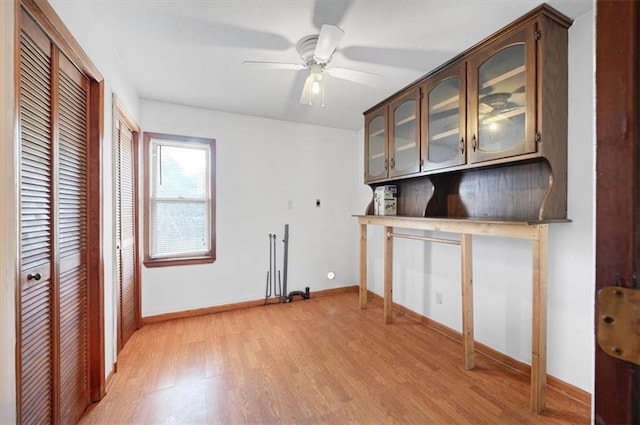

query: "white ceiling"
(80, 0), (593, 131)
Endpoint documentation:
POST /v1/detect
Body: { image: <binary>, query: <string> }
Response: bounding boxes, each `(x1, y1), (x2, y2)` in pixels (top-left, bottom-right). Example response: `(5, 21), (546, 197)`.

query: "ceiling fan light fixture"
(305, 64), (325, 105)
(310, 66), (324, 95)
(311, 80), (322, 95)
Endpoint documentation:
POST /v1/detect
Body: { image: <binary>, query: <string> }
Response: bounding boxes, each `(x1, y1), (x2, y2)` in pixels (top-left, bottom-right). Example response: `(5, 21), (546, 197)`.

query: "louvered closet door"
(115, 118), (137, 350)
(57, 53), (90, 424)
(19, 17), (54, 425)
(19, 10), (90, 425)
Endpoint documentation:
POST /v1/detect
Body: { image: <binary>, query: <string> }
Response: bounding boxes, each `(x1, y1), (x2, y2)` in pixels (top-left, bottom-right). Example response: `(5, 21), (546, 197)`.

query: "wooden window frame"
(143, 132), (216, 267)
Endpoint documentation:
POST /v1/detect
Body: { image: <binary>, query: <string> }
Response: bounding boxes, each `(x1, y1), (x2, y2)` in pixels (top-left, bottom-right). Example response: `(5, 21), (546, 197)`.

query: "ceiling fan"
(243, 24), (383, 106)
(478, 90), (525, 128)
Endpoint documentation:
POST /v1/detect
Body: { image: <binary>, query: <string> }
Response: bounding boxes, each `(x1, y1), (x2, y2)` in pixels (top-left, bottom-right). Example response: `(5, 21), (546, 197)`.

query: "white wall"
(48, 1), (140, 379)
(0, 2), (17, 422)
(355, 9), (595, 393)
(140, 100), (359, 316)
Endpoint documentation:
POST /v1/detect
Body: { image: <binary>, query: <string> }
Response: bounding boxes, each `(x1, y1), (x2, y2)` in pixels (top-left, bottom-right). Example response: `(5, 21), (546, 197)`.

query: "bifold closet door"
(115, 118), (137, 350)
(57, 52), (90, 423)
(19, 10), (90, 424)
(19, 16), (55, 424)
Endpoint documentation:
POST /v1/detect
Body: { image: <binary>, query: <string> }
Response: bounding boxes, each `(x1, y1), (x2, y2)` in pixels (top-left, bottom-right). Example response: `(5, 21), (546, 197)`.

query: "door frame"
(112, 94), (141, 353)
(16, 0), (106, 409)
(595, 0), (640, 423)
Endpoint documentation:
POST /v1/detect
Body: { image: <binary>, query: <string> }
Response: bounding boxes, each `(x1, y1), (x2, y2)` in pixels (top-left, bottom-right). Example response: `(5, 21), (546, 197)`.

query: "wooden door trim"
(17, 0), (106, 407)
(595, 1), (640, 424)
(20, 0), (102, 81)
(113, 95), (140, 134)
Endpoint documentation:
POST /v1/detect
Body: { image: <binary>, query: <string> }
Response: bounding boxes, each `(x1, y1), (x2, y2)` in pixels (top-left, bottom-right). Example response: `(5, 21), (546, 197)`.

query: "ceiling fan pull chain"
(322, 73), (325, 108)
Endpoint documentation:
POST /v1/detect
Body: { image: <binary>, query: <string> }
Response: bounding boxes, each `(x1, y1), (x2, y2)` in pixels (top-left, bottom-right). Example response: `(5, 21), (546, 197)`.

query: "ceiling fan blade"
(314, 24), (344, 62)
(340, 46), (433, 70)
(327, 67), (382, 86)
(312, 0), (351, 29)
(300, 74), (314, 104)
(242, 61), (306, 71)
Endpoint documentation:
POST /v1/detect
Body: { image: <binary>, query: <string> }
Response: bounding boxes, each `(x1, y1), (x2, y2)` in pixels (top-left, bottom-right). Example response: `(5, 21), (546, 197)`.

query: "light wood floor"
(80, 292), (590, 424)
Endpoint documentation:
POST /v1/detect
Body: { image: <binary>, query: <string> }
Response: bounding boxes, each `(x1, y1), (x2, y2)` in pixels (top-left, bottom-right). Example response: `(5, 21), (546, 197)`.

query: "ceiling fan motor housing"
(297, 35), (327, 65)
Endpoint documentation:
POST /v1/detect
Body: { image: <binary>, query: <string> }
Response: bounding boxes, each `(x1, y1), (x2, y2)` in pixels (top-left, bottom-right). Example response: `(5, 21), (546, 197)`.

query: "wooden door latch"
(597, 286), (640, 365)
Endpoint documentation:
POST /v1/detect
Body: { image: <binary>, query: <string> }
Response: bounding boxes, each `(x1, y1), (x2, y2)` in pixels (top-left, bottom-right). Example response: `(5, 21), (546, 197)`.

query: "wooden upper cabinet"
(389, 88), (420, 178)
(467, 24), (537, 164)
(362, 5), (571, 220)
(364, 105), (388, 183)
(421, 62), (466, 171)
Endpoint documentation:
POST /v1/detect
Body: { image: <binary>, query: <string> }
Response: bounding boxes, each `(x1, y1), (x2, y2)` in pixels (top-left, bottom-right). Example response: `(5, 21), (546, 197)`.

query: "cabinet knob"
(460, 138), (465, 155)
(390, 157), (395, 169)
(27, 273), (41, 281)
(384, 159), (388, 170)
(472, 135), (477, 152)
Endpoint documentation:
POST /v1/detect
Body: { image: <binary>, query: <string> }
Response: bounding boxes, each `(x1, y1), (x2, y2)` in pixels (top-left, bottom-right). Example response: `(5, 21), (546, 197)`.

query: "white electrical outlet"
(436, 292), (443, 304)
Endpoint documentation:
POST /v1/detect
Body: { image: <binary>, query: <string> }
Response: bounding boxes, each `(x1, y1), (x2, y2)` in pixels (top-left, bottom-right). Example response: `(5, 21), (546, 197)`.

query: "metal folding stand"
(280, 224), (310, 303)
(264, 233), (282, 305)
(264, 224), (310, 305)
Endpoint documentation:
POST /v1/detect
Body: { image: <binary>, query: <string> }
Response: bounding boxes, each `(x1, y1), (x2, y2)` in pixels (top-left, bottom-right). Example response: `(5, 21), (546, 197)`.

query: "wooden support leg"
(461, 234), (474, 370)
(531, 225), (548, 413)
(384, 226), (393, 324)
(359, 223), (368, 309)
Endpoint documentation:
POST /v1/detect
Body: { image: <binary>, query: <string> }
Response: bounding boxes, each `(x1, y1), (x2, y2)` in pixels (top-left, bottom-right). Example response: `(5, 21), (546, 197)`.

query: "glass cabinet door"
(421, 64), (466, 171)
(364, 108), (388, 182)
(389, 89), (420, 178)
(468, 26), (536, 163)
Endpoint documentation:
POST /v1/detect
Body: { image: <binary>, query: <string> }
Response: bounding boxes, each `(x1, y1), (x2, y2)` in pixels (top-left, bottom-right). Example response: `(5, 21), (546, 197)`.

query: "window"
(143, 132), (216, 267)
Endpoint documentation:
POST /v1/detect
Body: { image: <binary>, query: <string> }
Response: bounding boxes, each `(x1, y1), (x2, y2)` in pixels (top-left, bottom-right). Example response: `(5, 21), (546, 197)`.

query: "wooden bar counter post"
(383, 226), (393, 324)
(461, 233), (474, 370)
(531, 224), (549, 413)
(359, 223), (368, 309)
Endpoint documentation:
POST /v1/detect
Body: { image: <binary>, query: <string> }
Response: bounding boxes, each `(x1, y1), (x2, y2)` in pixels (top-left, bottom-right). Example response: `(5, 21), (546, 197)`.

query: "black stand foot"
(282, 287), (310, 303)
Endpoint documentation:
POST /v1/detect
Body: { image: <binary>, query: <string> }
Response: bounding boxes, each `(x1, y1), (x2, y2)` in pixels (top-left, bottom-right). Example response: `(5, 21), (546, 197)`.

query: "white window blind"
(149, 138), (211, 259)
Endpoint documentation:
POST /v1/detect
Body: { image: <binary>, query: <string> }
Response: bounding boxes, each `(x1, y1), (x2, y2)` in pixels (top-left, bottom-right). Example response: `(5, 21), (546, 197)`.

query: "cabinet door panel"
(389, 90), (420, 177)
(365, 110), (388, 182)
(468, 25), (536, 163)
(422, 64), (466, 171)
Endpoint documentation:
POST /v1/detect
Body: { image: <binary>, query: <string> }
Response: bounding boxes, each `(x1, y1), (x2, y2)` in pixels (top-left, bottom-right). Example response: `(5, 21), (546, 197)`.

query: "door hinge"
(535, 132), (541, 143)
(596, 286), (640, 366)
(534, 30), (541, 41)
